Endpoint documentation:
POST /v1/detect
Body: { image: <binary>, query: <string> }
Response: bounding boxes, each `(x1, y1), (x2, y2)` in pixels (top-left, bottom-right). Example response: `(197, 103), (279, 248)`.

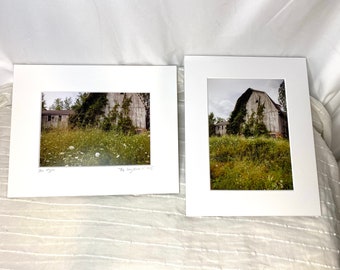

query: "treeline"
(41, 94), (73, 111)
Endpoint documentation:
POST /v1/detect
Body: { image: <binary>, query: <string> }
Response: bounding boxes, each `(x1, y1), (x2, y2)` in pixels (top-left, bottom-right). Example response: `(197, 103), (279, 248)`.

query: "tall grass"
(40, 129), (150, 167)
(210, 135), (293, 190)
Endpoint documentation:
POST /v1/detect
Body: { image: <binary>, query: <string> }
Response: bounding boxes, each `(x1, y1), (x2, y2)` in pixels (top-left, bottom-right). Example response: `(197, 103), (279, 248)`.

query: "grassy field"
(210, 135), (293, 190)
(40, 129), (150, 167)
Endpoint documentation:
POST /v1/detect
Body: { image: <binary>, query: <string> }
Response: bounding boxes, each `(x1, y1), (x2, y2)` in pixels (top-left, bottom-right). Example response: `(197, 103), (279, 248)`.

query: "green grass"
(210, 135), (293, 190)
(40, 128), (150, 167)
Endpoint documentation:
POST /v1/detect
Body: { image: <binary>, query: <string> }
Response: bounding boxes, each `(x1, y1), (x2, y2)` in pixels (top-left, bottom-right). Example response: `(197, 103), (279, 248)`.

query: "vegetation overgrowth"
(40, 129), (150, 167)
(210, 135), (292, 190)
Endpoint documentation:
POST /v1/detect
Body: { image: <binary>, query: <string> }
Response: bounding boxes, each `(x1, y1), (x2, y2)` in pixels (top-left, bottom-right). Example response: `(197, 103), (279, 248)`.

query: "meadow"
(210, 135), (293, 190)
(40, 129), (150, 167)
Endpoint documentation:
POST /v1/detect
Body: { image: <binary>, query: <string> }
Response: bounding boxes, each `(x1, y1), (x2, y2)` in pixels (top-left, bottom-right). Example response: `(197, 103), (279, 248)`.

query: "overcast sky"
(43, 92), (80, 109)
(208, 78), (283, 120)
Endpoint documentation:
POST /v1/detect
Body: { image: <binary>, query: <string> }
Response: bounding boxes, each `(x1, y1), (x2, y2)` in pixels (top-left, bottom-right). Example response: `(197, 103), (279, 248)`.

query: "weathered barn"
(215, 120), (228, 136)
(41, 110), (73, 129)
(226, 88), (288, 137)
(105, 93), (148, 130)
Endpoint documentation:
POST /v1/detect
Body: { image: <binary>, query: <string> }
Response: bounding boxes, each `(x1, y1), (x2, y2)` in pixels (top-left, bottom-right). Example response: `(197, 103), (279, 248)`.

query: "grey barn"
(218, 88), (288, 137)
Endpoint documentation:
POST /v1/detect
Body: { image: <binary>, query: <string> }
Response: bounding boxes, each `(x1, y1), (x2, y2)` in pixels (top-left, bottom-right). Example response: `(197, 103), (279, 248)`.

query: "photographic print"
(40, 92), (150, 167)
(185, 56), (320, 216)
(8, 65), (178, 197)
(208, 79), (293, 190)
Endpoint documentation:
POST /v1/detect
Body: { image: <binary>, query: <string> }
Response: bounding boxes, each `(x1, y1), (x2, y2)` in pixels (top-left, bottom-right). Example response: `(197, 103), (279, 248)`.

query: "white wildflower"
(116, 154), (120, 158)
(68, 146), (75, 150)
(95, 152), (100, 158)
(75, 156), (79, 159)
(59, 152), (65, 155)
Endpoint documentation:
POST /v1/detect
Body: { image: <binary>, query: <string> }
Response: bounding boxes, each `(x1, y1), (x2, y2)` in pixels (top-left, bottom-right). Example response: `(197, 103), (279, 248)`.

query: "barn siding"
(105, 93), (147, 129)
(245, 91), (281, 134)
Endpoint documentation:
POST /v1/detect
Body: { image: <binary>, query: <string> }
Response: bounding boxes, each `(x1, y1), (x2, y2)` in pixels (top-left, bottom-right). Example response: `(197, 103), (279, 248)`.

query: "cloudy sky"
(43, 92), (80, 109)
(208, 78), (284, 120)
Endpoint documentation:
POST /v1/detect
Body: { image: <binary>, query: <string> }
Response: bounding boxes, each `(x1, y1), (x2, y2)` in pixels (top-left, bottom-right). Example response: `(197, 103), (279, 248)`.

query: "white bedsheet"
(0, 75), (339, 269)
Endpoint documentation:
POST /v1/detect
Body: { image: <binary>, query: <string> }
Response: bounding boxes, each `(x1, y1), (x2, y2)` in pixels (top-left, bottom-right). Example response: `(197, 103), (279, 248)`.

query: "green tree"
(63, 97), (73, 110)
(227, 88), (254, 135)
(137, 93), (150, 131)
(117, 94), (135, 134)
(69, 92), (108, 128)
(227, 106), (247, 135)
(278, 80), (286, 111)
(208, 112), (216, 137)
(49, 96), (73, 110)
(72, 93), (88, 110)
(50, 98), (63, 110)
(242, 111), (255, 137)
(41, 93), (47, 111)
(242, 101), (269, 137)
(101, 103), (119, 132)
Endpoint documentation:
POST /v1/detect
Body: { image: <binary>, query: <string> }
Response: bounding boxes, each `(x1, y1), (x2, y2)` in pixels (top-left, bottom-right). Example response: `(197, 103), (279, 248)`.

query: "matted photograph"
(185, 56), (320, 216)
(208, 78), (292, 191)
(8, 65), (178, 197)
(40, 92), (150, 167)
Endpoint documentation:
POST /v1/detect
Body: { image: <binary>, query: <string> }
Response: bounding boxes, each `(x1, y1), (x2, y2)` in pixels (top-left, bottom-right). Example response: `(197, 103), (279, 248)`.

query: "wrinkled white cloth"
(0, 75), (339, 269)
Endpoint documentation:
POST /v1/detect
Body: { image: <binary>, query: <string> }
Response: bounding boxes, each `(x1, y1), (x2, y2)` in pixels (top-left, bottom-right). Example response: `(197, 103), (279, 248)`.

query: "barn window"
(48, 115), (51, 121)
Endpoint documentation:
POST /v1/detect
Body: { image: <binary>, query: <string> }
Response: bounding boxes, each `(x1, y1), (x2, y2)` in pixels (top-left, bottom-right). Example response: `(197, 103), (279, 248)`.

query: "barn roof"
(41, 110), (74, 115)
(228, 88), (285, 128)
(215, 120), (228, 126)
(240, 88), (282, 111)
(247, 88), (281, 111)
